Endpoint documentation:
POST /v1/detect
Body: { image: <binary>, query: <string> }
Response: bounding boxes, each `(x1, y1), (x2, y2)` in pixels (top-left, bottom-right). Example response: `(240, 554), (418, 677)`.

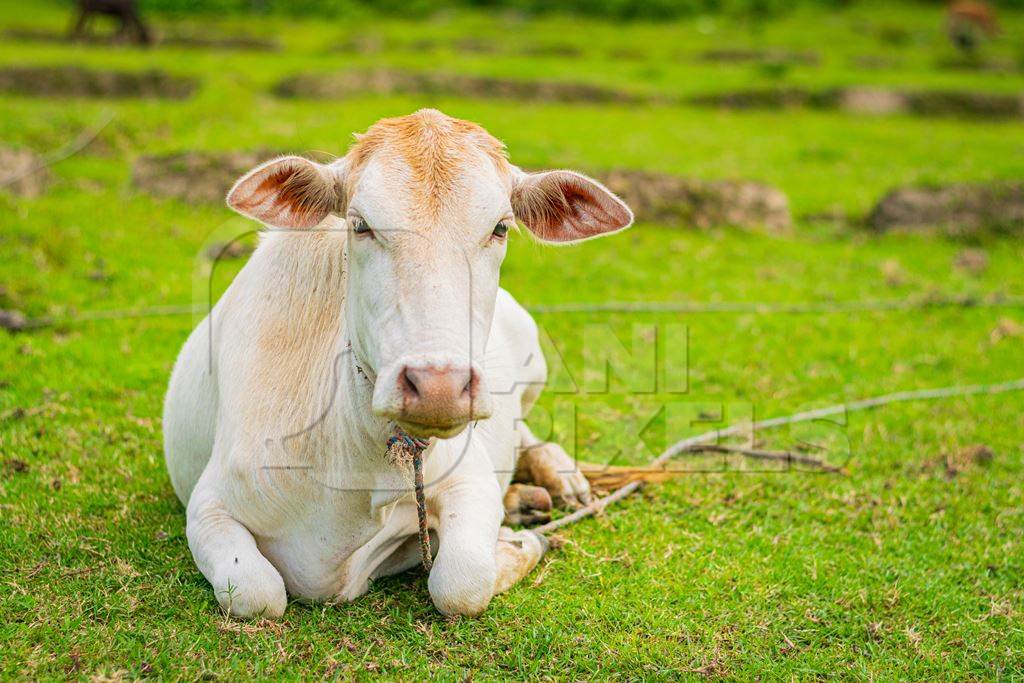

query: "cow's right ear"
(227, 156), (345, 230)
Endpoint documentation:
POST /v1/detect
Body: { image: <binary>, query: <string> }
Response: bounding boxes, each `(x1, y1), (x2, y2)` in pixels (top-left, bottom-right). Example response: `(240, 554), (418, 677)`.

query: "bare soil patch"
(0, 146), (53, 198)
(850, 55), (904, 70)
(132, 150), (292, 204)
(273, 68), (642, 105)
(691, 86), (1024, 120)
(132, 151), (790, 231)
(934, 54), (1016, 74)
(698, 48), (819, 66)
(597, 169), (791, 232)
(334, 36), (581, 58)
(2, 27), (278, 51)
(0, 66), (197, 99)
(0, 309), (29, 332)
(868, 182), (1024, 235)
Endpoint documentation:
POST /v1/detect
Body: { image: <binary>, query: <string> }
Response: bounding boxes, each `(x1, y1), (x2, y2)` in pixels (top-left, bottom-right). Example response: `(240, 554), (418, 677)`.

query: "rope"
(532, 376), (1024, 535)
(386, 430), (433, 571)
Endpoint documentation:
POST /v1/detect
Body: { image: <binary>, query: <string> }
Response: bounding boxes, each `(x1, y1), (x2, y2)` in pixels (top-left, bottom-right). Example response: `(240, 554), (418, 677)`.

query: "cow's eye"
(351, 217), (373, 238)
(492, 223), (509, 239)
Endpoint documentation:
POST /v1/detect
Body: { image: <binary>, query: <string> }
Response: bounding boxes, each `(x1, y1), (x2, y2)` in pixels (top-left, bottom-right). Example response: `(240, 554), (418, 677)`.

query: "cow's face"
(227, 109), (632, 439)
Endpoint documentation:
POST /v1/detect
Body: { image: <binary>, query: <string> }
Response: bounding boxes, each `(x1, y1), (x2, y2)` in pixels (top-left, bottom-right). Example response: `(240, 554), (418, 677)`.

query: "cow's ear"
(511, 168), (633, 243)
(227, 156), (345, 229)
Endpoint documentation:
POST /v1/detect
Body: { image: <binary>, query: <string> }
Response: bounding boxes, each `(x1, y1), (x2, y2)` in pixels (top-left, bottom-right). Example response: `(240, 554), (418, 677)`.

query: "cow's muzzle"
(372, 357), (492, 438)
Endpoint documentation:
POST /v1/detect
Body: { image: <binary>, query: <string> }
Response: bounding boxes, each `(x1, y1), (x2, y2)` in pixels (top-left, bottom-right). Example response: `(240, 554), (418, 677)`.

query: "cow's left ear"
(227, 156), (345, 230)
(511, 168), (633, 243)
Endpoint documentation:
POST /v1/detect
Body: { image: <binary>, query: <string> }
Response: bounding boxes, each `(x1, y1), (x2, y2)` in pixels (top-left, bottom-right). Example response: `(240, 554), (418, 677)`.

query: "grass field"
(2, 1), (1024, 678)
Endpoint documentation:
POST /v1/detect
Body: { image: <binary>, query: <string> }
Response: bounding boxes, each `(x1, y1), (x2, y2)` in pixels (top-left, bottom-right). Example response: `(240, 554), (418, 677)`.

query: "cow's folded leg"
(428, 478), (503, 617)
(493, 527), (548, 594)
(186, 484), (287, 619)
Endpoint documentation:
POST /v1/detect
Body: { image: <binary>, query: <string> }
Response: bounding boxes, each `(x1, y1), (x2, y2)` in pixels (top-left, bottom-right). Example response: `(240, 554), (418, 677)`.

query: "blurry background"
(1, 0), (1023, 679)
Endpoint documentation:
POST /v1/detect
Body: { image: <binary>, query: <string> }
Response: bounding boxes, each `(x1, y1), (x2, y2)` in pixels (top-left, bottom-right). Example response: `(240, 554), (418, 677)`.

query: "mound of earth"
(698, 48), (819, 65)
(160, 33), (278, 51)
(691, 86), (1024, 120)
(0, 66), (197, 99)
(132, 150), (291, 204)
(273, 68), (641, 105)
(0, 146), (52, 198)
(520, 43), (582, 58)
(851, 55), (904, 70)
(133, 151), (790, 231)
(868, 183), (1024, 235)
(2, 27), (277, 51)
(597, 169), (791, 231)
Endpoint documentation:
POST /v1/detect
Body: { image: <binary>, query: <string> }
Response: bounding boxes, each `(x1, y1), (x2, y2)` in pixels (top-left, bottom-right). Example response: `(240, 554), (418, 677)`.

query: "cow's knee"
(428, 551), (497, 617)
(186, 486), (288, 619)
(211, 554), (288, 619)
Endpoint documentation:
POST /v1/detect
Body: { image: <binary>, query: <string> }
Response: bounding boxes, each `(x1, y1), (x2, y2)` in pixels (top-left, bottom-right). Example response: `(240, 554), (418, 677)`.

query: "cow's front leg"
(428, 477), (548, 616)
(187, 481), (287, 618)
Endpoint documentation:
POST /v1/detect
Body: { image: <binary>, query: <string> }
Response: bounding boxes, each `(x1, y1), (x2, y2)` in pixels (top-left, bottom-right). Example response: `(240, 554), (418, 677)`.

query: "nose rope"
(386, 429), (433, 571)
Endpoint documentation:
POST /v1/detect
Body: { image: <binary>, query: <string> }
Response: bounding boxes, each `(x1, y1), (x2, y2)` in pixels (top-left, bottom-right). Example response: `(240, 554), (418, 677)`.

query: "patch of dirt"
(991, 317), (1024, 344)
(0, 66), (197, 99)
(868, 182), (1024, 235)
(2, 27), (278, 51)
(160, 33), (279, 51)
(690, 86), (1024, 120)
(0, 309), (29, 332)
(597, 169), (791, 231)
(851, 54), (904, 70)
(520, 43), (583, 58)
(926, 444), (995, 479)
(953, 248), (989, 274)
(133, 152), (790, 231)
(273, 68), (642, 104)
(905, 90), (1023, 119)
(838, 87), (909, 115)
(2, 458), (29, 474)
(689, 87), (829, 110)
(0, 146), (52, 198)
(697, 48), (819, 66)
(607, 47), (647, 61)
(334, 34), (387, 54)
(934, 55), (1016, 73)
(132, 150), (291, 204)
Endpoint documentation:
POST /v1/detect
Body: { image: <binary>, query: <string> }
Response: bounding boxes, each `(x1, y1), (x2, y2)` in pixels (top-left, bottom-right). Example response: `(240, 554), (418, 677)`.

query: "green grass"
(2, 1), (1024, 678)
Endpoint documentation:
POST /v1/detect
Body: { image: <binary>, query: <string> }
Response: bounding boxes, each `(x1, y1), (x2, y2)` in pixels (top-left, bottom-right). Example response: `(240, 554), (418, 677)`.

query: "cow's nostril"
(401, 367), (421, 399)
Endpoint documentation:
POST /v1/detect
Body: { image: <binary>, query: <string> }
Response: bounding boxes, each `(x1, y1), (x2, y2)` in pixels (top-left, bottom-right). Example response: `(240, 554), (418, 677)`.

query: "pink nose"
(398, 364), (482, 427)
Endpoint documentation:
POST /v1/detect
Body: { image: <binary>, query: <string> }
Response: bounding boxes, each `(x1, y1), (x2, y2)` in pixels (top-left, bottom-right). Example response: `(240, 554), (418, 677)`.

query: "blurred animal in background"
(70, 0), (152, 45)
(946, 1), (999, 55)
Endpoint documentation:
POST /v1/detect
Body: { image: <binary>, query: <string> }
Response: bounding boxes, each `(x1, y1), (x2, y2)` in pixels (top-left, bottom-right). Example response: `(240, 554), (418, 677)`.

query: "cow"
(70, 0), (152, 46)
(163, 109), (633, 618)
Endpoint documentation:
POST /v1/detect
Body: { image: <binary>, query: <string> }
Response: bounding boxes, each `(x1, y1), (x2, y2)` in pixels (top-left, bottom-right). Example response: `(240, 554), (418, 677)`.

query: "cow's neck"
(256, 226), (393, 474)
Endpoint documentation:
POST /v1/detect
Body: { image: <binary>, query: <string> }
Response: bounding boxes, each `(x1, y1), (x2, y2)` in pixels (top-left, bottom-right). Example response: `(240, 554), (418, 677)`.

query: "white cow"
(163, 109), (633, 618)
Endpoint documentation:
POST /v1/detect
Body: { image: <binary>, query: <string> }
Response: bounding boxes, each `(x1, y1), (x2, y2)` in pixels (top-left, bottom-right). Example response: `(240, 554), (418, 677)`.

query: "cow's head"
(227, 109), (632, 439)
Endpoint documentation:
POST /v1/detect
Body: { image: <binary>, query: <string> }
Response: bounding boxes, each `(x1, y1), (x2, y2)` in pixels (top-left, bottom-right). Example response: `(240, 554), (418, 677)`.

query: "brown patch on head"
(346, 109), (509, 216)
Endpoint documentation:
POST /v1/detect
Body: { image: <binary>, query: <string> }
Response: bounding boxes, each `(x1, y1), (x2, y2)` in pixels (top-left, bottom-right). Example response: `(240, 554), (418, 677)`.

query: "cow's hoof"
(503, 483), (553, 526)
(520, 442), (593, 509)
(213, 558), (288, 619)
